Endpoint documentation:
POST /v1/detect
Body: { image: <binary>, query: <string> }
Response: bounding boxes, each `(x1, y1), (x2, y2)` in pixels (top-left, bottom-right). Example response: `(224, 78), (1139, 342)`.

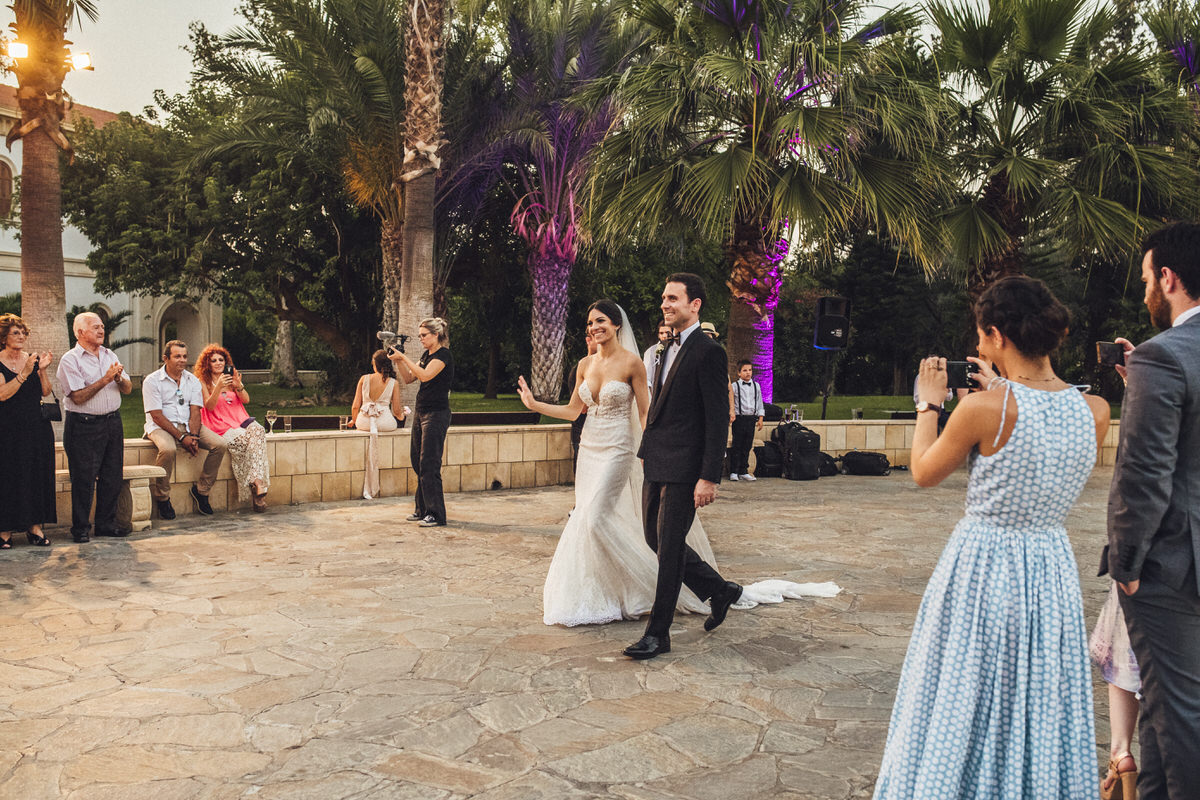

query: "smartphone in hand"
(946, 361), (980, 389)
(1097, 341), (1125, 367)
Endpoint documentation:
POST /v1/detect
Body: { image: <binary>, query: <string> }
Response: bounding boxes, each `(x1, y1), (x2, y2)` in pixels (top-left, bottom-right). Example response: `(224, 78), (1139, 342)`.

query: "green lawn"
(119, 387), (546, 438)
(118, 388), (1118, 438)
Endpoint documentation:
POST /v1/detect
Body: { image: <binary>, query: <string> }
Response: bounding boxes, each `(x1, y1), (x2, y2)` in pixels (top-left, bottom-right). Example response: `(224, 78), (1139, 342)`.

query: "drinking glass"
(283, 416), (292, 434)
(265, 409), (277, 434)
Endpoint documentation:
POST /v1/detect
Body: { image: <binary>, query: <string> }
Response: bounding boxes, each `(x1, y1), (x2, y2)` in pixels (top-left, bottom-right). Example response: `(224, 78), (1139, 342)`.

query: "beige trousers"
(146, 424), (228, 501)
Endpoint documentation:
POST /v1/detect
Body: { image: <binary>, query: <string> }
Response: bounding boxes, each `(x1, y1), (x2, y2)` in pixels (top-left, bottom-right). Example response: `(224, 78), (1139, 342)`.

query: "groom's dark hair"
(1143, 222), (1200, 299)
(666, 272), (707, 307)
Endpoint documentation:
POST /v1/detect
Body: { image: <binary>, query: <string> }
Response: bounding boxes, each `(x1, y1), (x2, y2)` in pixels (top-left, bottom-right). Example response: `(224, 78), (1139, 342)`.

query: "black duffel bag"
(753, 442), (784, 478)
(818, 452), (840, 477)
(841, 450), (892, 476)
(786, 449), (823, 480)
(772, 421), (820, 451)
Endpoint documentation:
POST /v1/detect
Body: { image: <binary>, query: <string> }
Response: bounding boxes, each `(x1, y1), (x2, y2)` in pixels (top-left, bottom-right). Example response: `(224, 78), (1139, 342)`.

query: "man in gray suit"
(1107, 221), (1200, 800)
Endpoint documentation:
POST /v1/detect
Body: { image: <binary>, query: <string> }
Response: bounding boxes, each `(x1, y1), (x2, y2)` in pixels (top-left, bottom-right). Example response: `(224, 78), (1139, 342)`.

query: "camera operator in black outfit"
(390, 317), (453, 527)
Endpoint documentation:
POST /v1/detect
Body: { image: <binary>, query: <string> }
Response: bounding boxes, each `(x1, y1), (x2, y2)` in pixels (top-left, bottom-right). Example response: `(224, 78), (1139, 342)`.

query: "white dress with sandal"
(357, 376), (397, 499)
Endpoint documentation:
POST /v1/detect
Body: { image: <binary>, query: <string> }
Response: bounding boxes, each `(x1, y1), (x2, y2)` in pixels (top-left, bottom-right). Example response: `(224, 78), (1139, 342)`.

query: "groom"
(625, 273), (742, 660)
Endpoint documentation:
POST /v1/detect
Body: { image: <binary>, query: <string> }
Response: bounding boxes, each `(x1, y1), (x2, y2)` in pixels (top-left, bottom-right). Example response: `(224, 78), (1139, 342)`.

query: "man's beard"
(1147, 279), (1173, 329)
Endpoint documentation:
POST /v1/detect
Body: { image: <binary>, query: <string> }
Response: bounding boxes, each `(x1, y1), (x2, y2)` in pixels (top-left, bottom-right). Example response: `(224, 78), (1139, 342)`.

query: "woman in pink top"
(195, 344), (269, 512)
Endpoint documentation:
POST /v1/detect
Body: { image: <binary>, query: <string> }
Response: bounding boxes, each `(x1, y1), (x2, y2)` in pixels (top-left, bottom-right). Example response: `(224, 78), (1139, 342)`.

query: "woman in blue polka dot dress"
(873, 277), (1111, 799)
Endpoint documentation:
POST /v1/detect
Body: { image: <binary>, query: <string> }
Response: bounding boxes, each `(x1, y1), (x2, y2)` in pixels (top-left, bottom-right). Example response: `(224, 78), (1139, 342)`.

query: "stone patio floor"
(1, 468), (1118, 799)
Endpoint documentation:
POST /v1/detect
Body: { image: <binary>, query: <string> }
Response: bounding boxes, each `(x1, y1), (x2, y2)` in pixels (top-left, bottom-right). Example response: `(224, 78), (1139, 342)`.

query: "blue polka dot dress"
(873, 382), (1097, 799)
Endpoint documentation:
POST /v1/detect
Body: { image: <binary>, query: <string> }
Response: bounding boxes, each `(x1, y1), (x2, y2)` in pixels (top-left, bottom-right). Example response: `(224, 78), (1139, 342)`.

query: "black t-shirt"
(416, 347), (453, 412)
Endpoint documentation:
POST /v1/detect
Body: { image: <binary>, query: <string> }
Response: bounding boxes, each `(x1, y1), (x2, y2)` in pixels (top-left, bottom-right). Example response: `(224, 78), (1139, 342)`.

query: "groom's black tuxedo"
(638, 323), (732, 639)
(640, 325), (730, 483)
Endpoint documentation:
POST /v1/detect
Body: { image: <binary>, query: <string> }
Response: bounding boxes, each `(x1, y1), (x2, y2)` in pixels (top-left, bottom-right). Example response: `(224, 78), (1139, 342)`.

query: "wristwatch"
(915, 401), (943, 415)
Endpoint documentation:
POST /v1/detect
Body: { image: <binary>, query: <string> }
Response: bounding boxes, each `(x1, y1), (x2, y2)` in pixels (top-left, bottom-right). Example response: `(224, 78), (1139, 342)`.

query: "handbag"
(40, 387), (62, 422)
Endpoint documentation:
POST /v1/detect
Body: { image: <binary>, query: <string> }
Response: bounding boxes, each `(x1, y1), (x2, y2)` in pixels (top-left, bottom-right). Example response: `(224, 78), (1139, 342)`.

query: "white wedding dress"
(542, 378), (841, 627)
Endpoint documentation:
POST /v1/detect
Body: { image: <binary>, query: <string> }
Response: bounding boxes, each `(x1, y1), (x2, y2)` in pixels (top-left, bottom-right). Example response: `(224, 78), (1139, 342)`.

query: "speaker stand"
(820, 350), (833, 420)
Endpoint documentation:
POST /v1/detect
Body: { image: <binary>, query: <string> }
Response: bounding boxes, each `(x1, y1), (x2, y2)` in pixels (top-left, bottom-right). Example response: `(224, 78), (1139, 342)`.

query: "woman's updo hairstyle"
(419, 317), (449, 346)
(586, 299), (623, 329)
(974, 276), (1070, 357)
(371, 349), (395, 378)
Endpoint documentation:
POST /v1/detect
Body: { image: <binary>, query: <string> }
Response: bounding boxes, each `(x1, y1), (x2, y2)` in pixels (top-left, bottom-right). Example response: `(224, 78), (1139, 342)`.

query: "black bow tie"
(663, 332), (680, 347)
(742, 380), (752, 385)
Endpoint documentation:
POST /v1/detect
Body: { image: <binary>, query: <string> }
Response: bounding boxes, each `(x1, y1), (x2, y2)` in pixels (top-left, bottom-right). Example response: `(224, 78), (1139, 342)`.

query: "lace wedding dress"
(542, 378), (840, 626)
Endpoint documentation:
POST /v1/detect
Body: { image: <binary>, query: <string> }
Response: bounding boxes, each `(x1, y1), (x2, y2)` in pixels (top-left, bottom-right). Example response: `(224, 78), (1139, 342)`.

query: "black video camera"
(377, 330), (410, 355)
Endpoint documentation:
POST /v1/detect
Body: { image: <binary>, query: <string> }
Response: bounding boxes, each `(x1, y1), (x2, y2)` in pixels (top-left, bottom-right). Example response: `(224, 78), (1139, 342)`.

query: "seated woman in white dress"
(352, 349), (407, 499)
(517, 300), (839, 627)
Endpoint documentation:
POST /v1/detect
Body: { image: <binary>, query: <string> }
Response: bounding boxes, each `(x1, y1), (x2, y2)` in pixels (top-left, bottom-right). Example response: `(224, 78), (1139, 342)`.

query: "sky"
(5, 0), (245, 114)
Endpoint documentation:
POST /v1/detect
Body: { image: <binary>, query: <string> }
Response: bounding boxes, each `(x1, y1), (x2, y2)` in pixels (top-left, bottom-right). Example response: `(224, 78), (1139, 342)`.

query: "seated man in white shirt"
(143, 340), (228, 518)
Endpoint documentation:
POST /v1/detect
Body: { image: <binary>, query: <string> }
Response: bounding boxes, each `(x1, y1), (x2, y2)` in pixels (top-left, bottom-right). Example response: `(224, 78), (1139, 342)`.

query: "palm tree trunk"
(529, 253), (571, 402)
(20, 128), (70, 378)
(724, 230), (782, 402)
(381, 218), (403, 335)
(399, 173), (437, 411)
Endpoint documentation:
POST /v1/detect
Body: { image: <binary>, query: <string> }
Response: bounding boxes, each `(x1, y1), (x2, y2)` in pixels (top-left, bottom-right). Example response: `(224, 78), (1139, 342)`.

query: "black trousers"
(411, 408), (450, 523)
(730, 416), (756, 475)
(63, 411), (125, 537)
(642, 480), (726, 637)
(1119, 575), (1200, 800)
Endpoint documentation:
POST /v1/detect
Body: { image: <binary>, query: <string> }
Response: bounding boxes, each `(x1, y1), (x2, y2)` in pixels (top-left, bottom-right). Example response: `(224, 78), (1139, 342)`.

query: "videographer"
(390, 317), (453, 527)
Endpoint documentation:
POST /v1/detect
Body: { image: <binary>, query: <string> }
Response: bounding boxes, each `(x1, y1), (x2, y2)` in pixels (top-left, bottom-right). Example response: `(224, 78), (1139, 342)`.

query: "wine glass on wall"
(265, 409), (278, 434)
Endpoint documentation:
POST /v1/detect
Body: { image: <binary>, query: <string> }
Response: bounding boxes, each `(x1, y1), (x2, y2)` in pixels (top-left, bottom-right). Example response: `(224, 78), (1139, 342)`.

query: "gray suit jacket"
(1106, 314), (1200, 592)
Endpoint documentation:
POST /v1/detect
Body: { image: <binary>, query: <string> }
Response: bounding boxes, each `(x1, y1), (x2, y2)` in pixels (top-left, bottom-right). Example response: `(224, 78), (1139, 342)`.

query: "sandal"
(26, 531), (51, 547)
(1101, 752), (1137, 800)
(0, 536), (10, 550)
(251, 482), (268, 513)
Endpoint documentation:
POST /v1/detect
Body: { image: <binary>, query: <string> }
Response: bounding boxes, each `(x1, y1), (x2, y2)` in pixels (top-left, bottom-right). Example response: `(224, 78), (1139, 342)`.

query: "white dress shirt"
(733, 379), (765, 417)
(1173, 305), (1200, 327)
(655, 320), (700, 392)
(57, 344), (129, 414)
(143, 366), (204, 435)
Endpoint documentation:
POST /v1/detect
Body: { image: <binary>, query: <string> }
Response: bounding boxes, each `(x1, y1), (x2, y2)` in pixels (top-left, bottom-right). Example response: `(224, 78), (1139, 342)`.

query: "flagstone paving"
(1, 469), (1116, 798)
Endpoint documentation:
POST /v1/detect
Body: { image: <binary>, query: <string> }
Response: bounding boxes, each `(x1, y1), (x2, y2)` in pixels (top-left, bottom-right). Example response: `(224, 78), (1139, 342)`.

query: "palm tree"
(928, 0), (1197, 300)
(198, 0), (408, 330)
(1145, 0), (1200, 118)
(448, 0), (639, 401)
(591, 0), (946, 399)
(5, 0), (98, 369)
(398, 0), (447, 361)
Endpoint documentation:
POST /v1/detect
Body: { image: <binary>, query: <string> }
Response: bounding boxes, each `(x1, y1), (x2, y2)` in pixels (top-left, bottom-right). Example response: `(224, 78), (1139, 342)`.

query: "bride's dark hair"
(587, 299), (623, 329)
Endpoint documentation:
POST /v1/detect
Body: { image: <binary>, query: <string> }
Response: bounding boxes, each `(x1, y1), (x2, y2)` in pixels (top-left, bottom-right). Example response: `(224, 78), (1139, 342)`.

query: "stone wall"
(54, 425), (576, 520)
(52, 419), (1121, 522)
(758, 419), (1121, 468)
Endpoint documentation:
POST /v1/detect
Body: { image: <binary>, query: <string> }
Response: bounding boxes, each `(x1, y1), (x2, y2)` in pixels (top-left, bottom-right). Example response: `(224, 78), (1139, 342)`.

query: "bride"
(517, 299), (839, 627)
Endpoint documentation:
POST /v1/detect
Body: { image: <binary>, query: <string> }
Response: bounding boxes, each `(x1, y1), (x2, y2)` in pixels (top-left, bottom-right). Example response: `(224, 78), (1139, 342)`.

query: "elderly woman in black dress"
(0, 314), (55, 548)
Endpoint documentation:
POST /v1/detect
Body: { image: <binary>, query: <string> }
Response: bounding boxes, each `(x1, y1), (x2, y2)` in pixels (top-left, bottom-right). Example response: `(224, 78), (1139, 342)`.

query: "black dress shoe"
(95, 527), (130, 538)
(156, 499), (176, 520)
(190, 485), (214, 516)
(704, 581), (743, 632)
(71, 533), (90, 543)
(623, 634), (670, 660)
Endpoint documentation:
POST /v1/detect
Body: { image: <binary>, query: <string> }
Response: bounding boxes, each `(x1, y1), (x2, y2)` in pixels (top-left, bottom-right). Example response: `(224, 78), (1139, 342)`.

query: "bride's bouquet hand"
(516, 376), (535, 410)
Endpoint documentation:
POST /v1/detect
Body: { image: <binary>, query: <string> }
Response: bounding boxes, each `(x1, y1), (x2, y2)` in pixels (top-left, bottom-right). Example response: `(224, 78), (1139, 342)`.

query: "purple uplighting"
(749, 230), (787, 402)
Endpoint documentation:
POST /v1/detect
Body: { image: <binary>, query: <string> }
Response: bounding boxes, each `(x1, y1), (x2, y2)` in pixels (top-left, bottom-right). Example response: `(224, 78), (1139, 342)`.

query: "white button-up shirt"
(732, 379), (765, 417)
(656, 320), (700, 391)
(142, 366), (204, 435)
(1173, 305), (1200, 327)
(57, 344), (129, 414)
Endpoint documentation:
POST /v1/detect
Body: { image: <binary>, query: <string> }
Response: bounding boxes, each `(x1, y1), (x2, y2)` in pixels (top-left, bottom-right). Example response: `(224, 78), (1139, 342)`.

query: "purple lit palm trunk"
(724, 226), (785, 402)
(512, 100), (611, 401)
(529, 253), (572, 401)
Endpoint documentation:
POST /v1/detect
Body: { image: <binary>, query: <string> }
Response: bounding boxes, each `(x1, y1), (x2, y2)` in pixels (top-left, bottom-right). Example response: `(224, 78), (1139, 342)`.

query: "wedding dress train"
(542, 379), (840, 627)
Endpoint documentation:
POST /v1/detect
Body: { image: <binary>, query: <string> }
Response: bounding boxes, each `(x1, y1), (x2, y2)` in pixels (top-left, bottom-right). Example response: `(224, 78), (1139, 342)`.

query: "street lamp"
(2, 40), (93, 70)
